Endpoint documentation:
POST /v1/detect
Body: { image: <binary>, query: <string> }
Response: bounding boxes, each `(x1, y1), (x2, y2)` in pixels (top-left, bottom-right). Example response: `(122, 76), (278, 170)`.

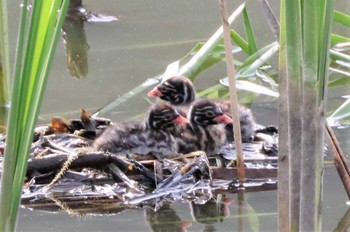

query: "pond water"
(2, 0), (350, 231)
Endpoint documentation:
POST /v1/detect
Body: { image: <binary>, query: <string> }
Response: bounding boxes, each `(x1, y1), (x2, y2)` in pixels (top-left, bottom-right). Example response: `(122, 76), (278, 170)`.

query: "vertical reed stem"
(218, 0), (245, 183)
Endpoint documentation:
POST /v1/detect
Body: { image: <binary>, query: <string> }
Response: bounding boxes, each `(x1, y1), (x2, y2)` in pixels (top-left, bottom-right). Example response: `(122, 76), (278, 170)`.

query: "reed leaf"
(178, 3), (245, 77)
(328, 75), (350, 88)
(0, 1), (69, 230)
(278, 0), (334, 230)
(236, 41), (279, 77)
(220, 78), (279, 97)
(331, 34), (350, 46)
(329, 98), (350, 121)
(230, 30), (250, 54)
(242, 8), (258, 55)
(330, 49), (350, 63)
(333, 10), (350, 27)
(0, 0), (10, 106)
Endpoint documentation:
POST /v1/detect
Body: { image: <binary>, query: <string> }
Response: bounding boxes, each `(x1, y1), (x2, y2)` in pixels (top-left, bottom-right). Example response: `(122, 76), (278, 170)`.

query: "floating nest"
(0, 109), (278, 216)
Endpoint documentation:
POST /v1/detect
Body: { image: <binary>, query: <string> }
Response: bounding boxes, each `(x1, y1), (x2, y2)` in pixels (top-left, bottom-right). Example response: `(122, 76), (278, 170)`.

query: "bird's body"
(92, 104), (188, 159)
(174, 100), (233, 156)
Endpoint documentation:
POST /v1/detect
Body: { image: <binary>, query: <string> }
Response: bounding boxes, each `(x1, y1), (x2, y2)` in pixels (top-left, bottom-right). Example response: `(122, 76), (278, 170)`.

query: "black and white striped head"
(189, 100), (233, 127)
(147, 76), (196, 106)
(147, 104), (188, 131)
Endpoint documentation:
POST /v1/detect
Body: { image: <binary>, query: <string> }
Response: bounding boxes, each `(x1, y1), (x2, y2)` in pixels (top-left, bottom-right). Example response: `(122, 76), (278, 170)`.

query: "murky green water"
(2, 0), (349, 231)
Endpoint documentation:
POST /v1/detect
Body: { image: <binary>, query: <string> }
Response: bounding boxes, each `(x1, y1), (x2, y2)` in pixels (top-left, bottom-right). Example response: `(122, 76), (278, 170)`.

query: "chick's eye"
(205, 111), (215, 117)
(163, 114), (173, 121)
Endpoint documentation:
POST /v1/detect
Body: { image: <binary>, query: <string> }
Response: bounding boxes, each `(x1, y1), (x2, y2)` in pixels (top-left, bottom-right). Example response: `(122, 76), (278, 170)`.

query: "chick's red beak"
(147, 87), (162, 97)
(214, 114), (233, 124)
(174, 115), (189, 125)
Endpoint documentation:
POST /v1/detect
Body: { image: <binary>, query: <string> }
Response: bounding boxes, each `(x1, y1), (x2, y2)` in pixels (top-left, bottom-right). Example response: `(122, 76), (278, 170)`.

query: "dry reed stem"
(218, 0), (245, 183)
(326, 121), (350, 199)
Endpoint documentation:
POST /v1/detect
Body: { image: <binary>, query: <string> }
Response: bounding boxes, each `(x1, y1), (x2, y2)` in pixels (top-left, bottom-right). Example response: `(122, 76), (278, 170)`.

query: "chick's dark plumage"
(92, 104), (187, 159)
(148, 75), (256, 142)
(174, 100), (233, 156)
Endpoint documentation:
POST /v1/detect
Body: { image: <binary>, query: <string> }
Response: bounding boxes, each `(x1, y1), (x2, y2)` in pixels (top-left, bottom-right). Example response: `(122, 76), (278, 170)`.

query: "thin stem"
(219, 0), (245, 183)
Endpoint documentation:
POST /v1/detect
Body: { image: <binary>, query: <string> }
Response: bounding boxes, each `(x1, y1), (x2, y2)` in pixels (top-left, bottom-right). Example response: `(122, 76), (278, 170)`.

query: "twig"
(218, 0), (245, 184)
(325, 121), (350, 199)
(47, 151), (83, 188)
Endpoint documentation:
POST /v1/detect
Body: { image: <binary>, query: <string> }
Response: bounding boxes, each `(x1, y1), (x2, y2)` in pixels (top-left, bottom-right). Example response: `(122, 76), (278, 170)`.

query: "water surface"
(4, 0), (350, 231)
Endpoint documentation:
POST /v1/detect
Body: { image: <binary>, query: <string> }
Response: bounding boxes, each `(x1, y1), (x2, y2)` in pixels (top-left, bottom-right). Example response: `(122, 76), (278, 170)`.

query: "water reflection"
(334, 207), (350, 232)
(62, 0), (89, 79)
(0, 106), (7, 133)
(190, 194), (233, 232)
(145, 203), (192, 232)
(62, 0), (118, 79)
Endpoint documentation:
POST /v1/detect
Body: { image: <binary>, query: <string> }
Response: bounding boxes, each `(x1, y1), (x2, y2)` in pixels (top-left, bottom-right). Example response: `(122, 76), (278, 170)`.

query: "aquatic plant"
(0, 0), (10, 106)
(0, 1), (69, 230)
(278, 0), (334, 230)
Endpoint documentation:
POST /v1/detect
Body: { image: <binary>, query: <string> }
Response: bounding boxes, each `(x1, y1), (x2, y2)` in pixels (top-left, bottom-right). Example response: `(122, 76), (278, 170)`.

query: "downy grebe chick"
(175, 100), (233, 156)
(148, 75), (255, 142)
(92, 104), (188, 159)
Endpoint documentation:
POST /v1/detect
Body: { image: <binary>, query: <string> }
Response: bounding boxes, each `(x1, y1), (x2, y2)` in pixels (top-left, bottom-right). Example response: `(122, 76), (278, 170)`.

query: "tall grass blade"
(230, 30), (250, 54)
(330, 49), (350, 63)
(242, 8), (258, 55)
(0, 1), (69, 230)
(0, 0), (10, 106)
(236, 41), (279, 77)
(179, 3), (245, 77)
(236, 80), (279, 97)
(333, 11), (350, 27)
(220, 78), (279, 97)
(329, 98), (350, 121)
(331, 34), (350, 46)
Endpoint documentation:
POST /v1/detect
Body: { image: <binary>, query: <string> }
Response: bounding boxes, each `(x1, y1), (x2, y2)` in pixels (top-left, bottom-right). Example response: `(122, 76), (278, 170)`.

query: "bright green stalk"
(333, 10), (350, 27)
(331, 34), (350, 46)
(318, 1), (334, 102)
(242, 8), (258, 55)
(230, 30), (250, 54)
(0, 1), (69, 230)
(0, 0), (10, 105)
